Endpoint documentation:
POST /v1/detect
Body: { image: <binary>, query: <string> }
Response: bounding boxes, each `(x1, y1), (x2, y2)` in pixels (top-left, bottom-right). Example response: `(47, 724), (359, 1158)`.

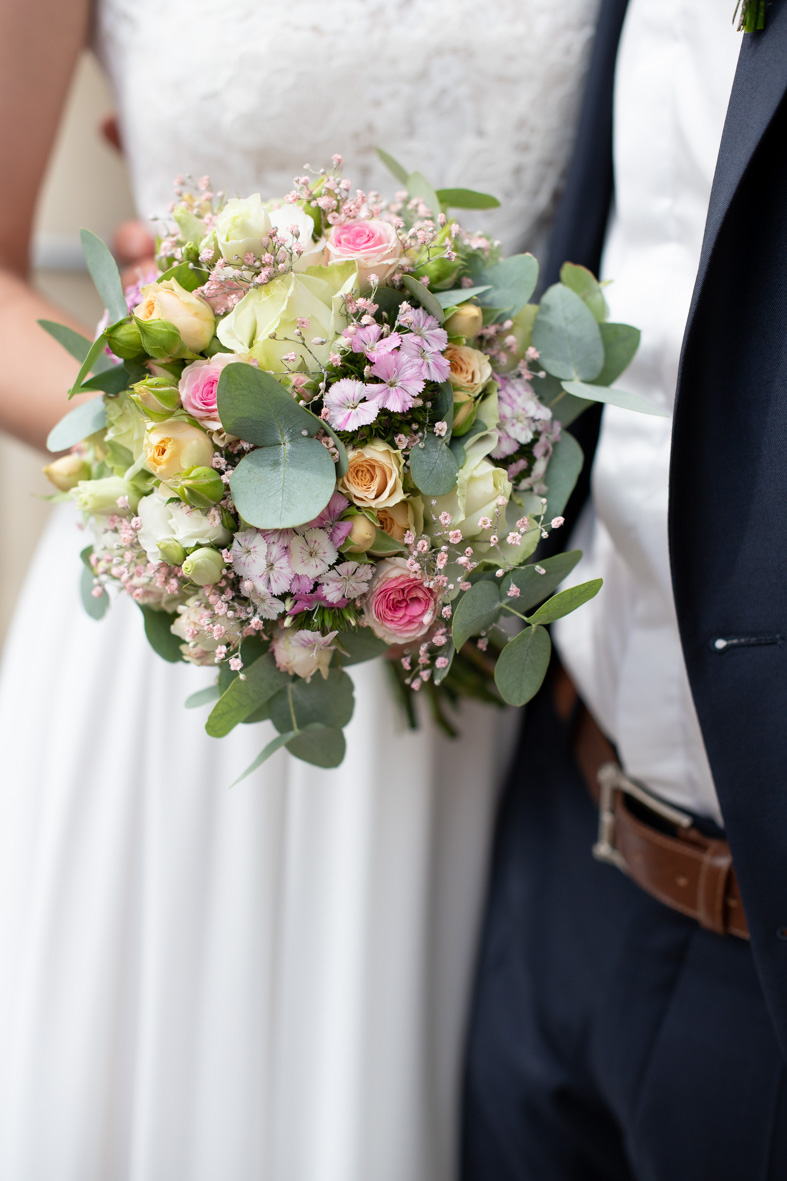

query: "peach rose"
(444, 344), (492, 396)
(325, 218), (402, 290)
(143, 419), (215, 481)
(133, 278), (215, 353)
(339, 440), (404, 509)
(376, 496), (423, 542)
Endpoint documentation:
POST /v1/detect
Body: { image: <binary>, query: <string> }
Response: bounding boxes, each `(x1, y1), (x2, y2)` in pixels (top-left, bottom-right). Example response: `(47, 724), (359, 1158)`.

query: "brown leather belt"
(553, 664), (749, 940)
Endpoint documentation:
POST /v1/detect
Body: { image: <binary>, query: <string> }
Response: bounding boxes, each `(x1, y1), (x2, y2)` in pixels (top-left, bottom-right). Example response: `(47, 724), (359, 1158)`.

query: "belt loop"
(697, 841), (734, 935)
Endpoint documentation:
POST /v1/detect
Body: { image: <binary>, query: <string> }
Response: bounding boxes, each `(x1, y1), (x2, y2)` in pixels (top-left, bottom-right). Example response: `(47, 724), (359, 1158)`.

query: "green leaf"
(336, 629), (389, 666)
(286, 724), (346, 768)
(80, 229), (127, 324)
(39, 320), (114, 371)
(80, 566), (108, 620)
(560, 380), (668, 418)
(230, 730), (296, 785)
(559, 263), (609, 323)
(139, 604), (183, 663)
(494, 625), (552, 707)
(539, 371), (592, 428)
(374, 287), (408, 321)
(156, 262), (210, 292)
(68, 334), (113, 399)
(368, 528), (406, 556)
(472, 254), (539, 317)
(173, 207), (207, 247)
(595, 322), (642, 387)
(433, 285), (491, 309)
(532, 283), (604, 382)
(206, 653), (289, 738)
(400, 273), (446, 323)
(448, 436), (466, 467)
(435, 188), (501, 210)
(452, 581), (502, 650)
(406, 170), (441, 218)
(47, 398), (108, 452)
(78, 365), (130, 395)
(501, 549), (583, 612)
(302, 405), (348, 478)
(526, 578), (603, 625)
(268, 668), (355, 734)
(184, 685), (220, 709)
(409, 431), (459, 496)
(376, 147), (409, 184)
(217, 365), (339, 528)
(543, 430), (584, 520)
(430, 380), (454, 424)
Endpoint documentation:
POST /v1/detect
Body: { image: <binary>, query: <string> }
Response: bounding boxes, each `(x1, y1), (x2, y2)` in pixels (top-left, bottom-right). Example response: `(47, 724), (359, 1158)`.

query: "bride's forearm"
(0, 266), (90, 453)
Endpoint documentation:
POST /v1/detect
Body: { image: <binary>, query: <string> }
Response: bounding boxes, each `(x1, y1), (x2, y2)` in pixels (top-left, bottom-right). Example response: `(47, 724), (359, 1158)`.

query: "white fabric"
(554, 0), (741, 825)
(0, 2), (598, 1177)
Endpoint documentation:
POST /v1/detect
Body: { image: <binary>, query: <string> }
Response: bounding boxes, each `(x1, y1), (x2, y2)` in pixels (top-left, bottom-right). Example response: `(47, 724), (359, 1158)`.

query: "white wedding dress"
(0, 3), (597, 1178)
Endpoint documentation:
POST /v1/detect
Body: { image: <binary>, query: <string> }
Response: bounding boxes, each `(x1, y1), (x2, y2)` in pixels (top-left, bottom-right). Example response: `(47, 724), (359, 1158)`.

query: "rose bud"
(43, 453), (90, 491)
(134, 316), (183, 360)
(344, 514), (377, 552)
(173, 465), (225, 510)
(133, 277), (215, 354)
(157, 537), (187, 566)
(132, 375), (181, 415)
(445, 302), (484, 340)
(105, 318), (145, 359)
(451, 390), (478, 437)
(143, 420), (214, 481)
(181, 546), (226, 586)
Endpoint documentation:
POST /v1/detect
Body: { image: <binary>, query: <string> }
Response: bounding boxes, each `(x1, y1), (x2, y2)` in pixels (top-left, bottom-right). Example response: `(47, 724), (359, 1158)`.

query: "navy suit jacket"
(544, 0), (787, 1059)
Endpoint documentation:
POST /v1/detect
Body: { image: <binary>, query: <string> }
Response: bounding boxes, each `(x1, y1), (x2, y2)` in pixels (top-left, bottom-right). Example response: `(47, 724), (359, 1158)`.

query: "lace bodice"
(94, 0), (598, 256)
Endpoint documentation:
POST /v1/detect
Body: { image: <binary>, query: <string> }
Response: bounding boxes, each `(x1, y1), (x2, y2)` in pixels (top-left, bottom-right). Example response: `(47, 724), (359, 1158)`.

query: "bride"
(0, 1), (598, 1177)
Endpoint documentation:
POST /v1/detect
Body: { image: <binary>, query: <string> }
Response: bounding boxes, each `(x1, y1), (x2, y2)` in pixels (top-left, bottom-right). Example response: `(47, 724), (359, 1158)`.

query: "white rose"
(215, 194), (272, 262)
(137, 488), (230, 564)
(267, 204), (325, 271)
(426, 434), (512, 540)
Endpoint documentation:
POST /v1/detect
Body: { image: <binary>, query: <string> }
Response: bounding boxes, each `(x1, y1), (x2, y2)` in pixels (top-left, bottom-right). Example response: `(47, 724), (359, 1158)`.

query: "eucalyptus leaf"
(540, 372), (592, 428)
(206, 653), (289, 738)
(543, 430), (584, 520)
(80, 229), (127, 324)
(409, 432), (459, 496)
(139, 604), (183, 663)
(559, 263), (609, 323)
(374, 287), (408, 320)
(452, 581), (502, 650)
(185, 685), (220, 709)
(39, 320), (114, 371)
(230, 730), (296, 786)
(532, 283), (604, 382)
(560, 380), (668, 418)
(156, 262), (210, 292)
(433, 643), (455, 685)
(448, 436), (466, 467)
(68, 334), (113, 399)
(268, 668), (355, 734)
(47, 398), (108, 452)
(435, 188), (501, 210)
(80, 566), (109, 620)
(472, 254), (539, 317)
(433, 285), (492, 310)
(430, 380), (454, 424)
(78, 365), (130, 396)
(501, 550), (583, 612)
(406, 170), (441, 218)
(336, 629), (388, 666)
(401, 274), (446, 323)
(595, 323), (642, 387)
(526, 578), (603, 625)
(302, 405), (348, 478)
(376, 147), (409, 184)
(494, 625), (552, 707)
(286, 724), (346, 768)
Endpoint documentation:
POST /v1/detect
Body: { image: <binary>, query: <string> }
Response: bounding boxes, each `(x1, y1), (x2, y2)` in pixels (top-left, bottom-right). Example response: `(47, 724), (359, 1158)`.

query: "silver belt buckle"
(592, 762), (693, 872)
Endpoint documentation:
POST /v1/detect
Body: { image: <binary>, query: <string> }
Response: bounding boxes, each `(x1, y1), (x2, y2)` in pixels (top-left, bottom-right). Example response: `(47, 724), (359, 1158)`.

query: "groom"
(462, 0), (787, 1177)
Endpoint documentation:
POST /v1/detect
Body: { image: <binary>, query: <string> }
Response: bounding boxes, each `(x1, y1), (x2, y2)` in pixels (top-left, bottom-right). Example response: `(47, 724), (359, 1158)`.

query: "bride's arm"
(0, 0), (94, 451)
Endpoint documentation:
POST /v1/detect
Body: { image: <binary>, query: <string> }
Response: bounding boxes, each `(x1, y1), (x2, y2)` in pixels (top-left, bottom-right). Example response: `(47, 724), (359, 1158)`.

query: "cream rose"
(217, 263), (358, 372)
(339, 440), (405, 509)
(214, 193), (272, 262)
(133, 278), (215, 353)
(267, 204), (325, 271)
(43, 453), (90, 491)
(376, 495), (424, 542)
(445, 344), (492, 396)
(271, 628), (338, 681)
(143, 419), (215, 481)
(444, 303), (484, 340)
(325, 218), (402, 290)
(426, 435), (512, 541)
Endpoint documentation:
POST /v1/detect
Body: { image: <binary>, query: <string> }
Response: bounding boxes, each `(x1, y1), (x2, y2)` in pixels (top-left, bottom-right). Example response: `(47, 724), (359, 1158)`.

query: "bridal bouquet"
(43, 152), (652, 778)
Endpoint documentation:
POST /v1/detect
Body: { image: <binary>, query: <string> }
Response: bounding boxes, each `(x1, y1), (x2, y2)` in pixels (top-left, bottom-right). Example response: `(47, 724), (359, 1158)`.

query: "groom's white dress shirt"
(553, 0), (741, 825)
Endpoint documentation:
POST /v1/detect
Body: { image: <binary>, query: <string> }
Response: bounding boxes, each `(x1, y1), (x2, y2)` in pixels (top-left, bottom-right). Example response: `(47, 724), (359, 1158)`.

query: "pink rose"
(363, 557), (440, 644)
(325, 218), (402, 290)
(179, 354), (239, 429)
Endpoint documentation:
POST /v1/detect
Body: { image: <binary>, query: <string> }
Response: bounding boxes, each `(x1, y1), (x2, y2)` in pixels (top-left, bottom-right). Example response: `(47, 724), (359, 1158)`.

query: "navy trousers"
(462, 687), (787, 1180)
